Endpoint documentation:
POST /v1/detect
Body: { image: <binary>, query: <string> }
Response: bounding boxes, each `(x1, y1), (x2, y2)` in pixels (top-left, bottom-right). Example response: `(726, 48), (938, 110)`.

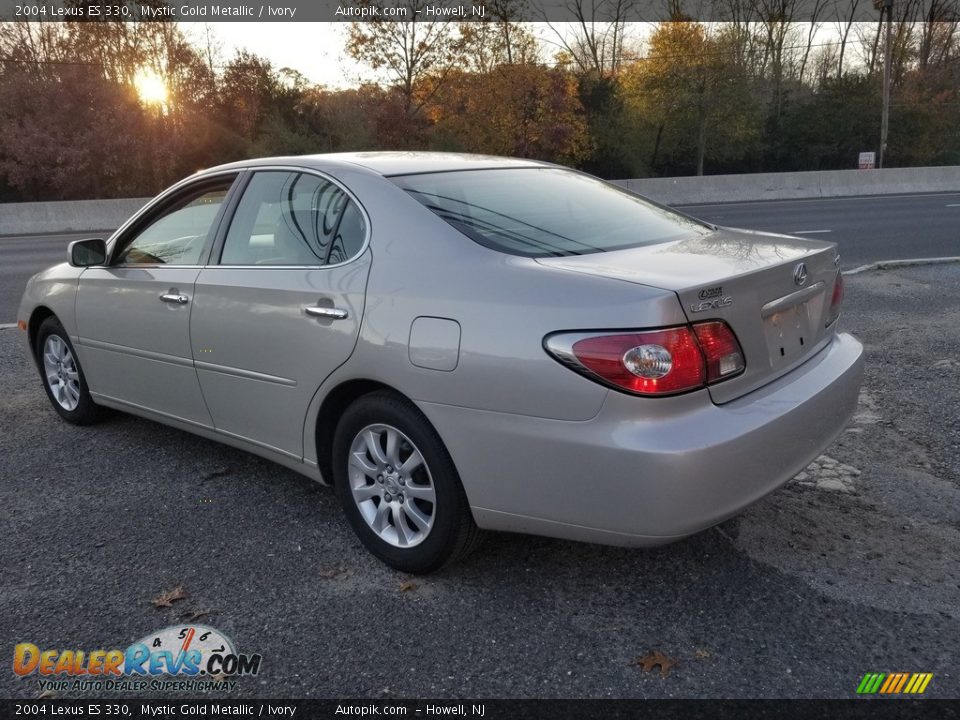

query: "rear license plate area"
(763, 301), (812, 366)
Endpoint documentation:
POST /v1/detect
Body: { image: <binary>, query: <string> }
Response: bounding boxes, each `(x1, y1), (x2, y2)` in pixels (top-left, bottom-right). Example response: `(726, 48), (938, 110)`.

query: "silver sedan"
(18, 153), (864, 573)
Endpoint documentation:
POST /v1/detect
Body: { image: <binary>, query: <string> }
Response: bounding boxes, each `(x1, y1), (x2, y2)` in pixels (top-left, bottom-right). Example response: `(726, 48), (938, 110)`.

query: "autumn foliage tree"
(1, 12), (959, 202)
(428, 65), (589, 163)
(346, 1), (461, 116)
(455, 11), (540, 71)
(621, 21), (763, 176)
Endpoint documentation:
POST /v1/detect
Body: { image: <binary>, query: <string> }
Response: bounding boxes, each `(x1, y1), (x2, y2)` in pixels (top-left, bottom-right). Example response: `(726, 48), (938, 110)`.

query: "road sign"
(859, 152), (876, 169)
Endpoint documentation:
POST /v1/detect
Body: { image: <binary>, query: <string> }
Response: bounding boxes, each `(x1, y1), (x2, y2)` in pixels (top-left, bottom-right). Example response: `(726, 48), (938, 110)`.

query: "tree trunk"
(837, 22), (850, 78)
(650, 122), (664, 171)
(696, 107), (707, 176)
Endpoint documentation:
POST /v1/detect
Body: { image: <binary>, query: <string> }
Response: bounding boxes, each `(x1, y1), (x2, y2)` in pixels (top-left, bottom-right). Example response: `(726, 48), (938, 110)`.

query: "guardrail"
(0, 198), (150, 237)
(613, 165), (960, 206)
(2, 165), (958, 236)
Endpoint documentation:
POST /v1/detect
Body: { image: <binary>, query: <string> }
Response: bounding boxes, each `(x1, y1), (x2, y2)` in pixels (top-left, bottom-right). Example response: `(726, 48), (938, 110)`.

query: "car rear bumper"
(417, 331), (864, 546)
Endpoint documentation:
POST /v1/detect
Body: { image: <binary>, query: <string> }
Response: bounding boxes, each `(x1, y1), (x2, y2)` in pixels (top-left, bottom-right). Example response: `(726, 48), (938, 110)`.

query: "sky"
(188, 22), (847, 90)
(183, 22), (626, 89)
(192, 23), (360, 88)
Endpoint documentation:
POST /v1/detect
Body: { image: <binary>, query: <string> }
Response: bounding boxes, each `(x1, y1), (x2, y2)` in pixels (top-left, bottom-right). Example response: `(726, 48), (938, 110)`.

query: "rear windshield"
(391, 167), (711, 258)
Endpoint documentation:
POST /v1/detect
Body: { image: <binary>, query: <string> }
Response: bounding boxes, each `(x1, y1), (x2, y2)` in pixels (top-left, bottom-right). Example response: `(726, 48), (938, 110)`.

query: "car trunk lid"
(535, 227), (840, 403)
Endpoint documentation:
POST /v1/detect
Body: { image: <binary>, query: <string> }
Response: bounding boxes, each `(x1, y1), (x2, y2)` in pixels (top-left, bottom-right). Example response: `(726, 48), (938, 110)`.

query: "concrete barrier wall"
(2, 165), (959, 235)
(613, 166), (960, 206)
(0, 198), (151, 237)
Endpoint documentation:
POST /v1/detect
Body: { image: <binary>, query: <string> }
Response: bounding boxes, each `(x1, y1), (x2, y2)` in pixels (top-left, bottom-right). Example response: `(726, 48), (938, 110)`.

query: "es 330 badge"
(690, 286), (733, 313)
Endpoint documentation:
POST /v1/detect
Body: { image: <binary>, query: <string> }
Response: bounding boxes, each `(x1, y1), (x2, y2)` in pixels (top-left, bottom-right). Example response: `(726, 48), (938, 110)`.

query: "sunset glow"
(133, 67), (168, 108)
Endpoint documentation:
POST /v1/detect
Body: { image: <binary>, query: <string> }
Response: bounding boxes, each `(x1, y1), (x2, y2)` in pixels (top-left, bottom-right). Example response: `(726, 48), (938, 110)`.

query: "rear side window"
(220, 171), (366, 266)
(391, 168), (710, 258)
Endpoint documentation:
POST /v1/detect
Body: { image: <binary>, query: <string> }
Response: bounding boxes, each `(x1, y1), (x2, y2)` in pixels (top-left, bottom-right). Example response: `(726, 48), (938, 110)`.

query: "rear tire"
(35, 317), (102, 425)
(332, 391), (483, 573)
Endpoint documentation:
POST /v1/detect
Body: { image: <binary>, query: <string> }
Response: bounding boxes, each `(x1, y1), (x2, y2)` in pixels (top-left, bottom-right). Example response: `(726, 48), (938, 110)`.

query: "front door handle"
(305, 305), (348, 320)
(160, 293), (189, 305)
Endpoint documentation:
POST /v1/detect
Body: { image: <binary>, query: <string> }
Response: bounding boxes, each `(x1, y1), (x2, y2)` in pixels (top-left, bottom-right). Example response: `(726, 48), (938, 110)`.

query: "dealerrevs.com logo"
(13, 625), (262, 693)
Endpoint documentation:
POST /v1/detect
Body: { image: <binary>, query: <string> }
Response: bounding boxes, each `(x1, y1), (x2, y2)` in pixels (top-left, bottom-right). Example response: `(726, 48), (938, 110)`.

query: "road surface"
(2, 263), (958, 699)
(2, 192), (958, 322)
(680, 191), (960, 268)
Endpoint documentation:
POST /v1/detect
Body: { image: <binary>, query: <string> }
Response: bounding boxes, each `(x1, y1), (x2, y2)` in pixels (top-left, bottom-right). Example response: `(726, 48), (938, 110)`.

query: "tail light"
(545, 321), (745, 397)
(693, 321), (746, 382)
(826, 270), (844, 326)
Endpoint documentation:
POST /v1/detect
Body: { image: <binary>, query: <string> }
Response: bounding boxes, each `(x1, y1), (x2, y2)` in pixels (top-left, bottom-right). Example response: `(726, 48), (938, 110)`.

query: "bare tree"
(542, 0), (636, 76)
(346, 0), (460, 114)
(756, 0), (799, 118)
(456, 1), (539, 73)
(859, 0), (927, 78)
(487, 0), (537, 64)
(715, 0), (763, 74)
(918, 0), (960, 67)
(0, 21), (68, 81)
(834, 0), (861, 77)
(797, 0), (830, 84)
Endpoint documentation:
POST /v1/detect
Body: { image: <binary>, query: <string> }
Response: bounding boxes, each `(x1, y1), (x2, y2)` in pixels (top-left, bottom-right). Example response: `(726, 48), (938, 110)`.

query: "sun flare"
(133, 67), (168, 107)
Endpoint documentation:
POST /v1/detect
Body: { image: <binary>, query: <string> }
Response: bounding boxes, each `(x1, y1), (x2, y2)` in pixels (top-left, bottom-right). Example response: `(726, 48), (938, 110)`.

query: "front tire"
(35, 316), (102, 425)
(332, 391), (482, 573)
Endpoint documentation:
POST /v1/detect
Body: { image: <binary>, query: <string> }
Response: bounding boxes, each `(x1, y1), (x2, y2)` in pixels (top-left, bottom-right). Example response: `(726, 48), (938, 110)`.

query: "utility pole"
(879, 0), (893, 169)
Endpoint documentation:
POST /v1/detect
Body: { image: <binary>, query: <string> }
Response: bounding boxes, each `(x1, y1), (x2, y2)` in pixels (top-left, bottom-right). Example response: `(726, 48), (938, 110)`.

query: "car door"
(190, 169), (371, 459)
(75, 174), (239, 426)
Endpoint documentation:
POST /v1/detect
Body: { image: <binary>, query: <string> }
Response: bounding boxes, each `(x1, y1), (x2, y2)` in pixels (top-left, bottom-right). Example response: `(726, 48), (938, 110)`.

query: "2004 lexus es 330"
(18, 152), (864, 573)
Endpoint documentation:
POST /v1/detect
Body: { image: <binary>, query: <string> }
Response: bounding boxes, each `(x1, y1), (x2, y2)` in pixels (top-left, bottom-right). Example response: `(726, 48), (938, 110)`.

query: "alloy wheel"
(42, 335), (81, 411)
(347, 423), (437, 548)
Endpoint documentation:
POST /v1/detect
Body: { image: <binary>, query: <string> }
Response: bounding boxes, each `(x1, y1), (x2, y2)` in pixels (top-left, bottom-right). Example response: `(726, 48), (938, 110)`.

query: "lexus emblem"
(793, 263), (808, 286)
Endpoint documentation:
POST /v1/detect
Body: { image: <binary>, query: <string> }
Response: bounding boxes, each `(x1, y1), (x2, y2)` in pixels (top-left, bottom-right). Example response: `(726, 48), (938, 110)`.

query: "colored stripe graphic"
(879, 674), (898, 693)
(857, 672), (932, 694)
(857, 673), (885, 694)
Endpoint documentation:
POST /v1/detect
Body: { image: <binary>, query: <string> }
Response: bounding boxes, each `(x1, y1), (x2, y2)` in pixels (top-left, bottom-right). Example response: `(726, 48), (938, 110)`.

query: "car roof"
(202, 151), (554, 178)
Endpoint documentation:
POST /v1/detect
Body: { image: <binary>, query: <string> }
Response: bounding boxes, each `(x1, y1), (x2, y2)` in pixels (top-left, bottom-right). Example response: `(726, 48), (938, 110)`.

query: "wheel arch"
(27, 306), (57, 359)
(313, 378), (463, 492)
(314, 379), (397, 483)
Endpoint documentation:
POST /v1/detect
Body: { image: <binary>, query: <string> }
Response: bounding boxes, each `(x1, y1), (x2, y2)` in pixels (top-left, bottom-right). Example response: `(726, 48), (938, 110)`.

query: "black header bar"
(0, 699), (955, 720)
(0, 0), (884, 23)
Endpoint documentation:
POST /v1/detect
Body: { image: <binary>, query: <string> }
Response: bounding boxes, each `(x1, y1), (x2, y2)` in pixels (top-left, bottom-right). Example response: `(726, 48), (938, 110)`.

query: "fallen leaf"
(38, 689), (57, 699)
(318, 566), (348, 579)
(695, 648), (711, 659)
(180, 608), (216, 622)
(210, 672), (229, 683)
(399, 580), (418, 593)
(152, 586), (188, 609)
(632, 650), (678, 677)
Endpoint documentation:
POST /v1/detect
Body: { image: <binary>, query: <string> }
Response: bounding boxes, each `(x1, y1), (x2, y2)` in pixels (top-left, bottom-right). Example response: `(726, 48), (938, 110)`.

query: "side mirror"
(69, 238), (107, 267)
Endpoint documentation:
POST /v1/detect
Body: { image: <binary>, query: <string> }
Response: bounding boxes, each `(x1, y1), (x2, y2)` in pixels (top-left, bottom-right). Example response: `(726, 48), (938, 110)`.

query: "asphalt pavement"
(2, 192), (959, 700)
(0, 232), (92, 324)
(2, 192), (959, 323)
(1, 264), (958, 699)
(680, 192), (960, 268)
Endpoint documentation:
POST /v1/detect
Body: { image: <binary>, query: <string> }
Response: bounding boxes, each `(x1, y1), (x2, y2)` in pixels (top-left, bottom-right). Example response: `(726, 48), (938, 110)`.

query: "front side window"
(220, 171), (367, 266)
(391, 168), (711, 258)
(114, 183), (232, 265)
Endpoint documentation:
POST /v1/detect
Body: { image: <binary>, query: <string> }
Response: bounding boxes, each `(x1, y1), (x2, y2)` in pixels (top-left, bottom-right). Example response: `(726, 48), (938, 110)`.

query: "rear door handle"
(160, 293), (189, 305)
(305, 305), (348, 320)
